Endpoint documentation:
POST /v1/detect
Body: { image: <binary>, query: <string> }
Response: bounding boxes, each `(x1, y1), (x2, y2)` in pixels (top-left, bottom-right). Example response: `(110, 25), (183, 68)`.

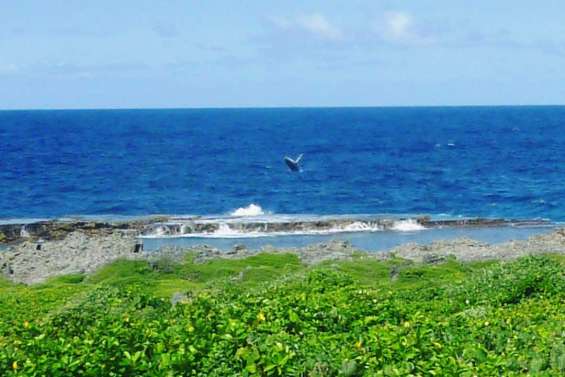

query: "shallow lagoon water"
(142, 225), (555, 252)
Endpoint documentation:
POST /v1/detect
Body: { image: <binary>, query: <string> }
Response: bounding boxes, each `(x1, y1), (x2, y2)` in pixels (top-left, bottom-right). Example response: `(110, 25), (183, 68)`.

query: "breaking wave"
(140, 216), (431, 239)
(230, 204), (265, 217)
(390, 219), (426, 232)
(193, 221), (386, 238)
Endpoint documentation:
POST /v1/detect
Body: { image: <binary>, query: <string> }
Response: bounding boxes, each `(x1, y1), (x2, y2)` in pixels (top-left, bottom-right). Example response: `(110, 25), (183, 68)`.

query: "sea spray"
(391, 219), (426, 232)
(230, 204), (265, 217)
(20, 225), (30, 238)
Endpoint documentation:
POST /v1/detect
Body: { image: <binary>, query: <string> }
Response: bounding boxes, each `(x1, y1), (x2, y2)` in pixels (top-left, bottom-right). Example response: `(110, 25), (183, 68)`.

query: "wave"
(138, 214), (554, 240)
(2, 212), (552, 241)
(390, 219), (426, 232)
(191, 221), (386, 238)
(230, 204), (265, 217)
(20, 225), (31, 238)
(140, 216), (427, 239)
(0, 218), (49, 225)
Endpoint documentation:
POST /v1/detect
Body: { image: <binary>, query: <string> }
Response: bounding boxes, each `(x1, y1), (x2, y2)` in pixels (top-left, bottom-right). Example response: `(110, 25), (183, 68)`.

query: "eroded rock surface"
(0, 231), (139, 284)
(2, 228), (564, 285)
(390, 228), (565, 262)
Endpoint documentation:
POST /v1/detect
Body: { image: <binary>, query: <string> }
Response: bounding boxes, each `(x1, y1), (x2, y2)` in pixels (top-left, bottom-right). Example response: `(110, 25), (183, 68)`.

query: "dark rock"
(133, 240), (143, 253)
(1, 262), (15, 275)
(0, 217), (160, 244)
(422, 254), (447, 264)
(233, 244), (247, 253)
(389, 265), (400, 281)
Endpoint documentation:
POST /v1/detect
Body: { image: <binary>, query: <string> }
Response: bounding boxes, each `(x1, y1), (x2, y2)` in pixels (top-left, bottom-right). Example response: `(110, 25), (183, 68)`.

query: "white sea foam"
(342, 221), (381, 232)
(0, 218), (48, 225)
(20, 225), (30, 238)
(141, 220), (385, 239)
(391, 219), (426, 232)
(215, 223), (244, 236)
(153, 226), (168, 236)
(230, 204), (265, 217)
(139, 215), (432, 239)
(203, 220), (384, 238)
(171, 223), (275, 238)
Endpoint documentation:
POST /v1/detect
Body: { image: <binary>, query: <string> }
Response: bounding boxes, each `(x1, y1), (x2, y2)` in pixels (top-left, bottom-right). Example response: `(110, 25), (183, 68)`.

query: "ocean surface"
(1, 106), (564, 221)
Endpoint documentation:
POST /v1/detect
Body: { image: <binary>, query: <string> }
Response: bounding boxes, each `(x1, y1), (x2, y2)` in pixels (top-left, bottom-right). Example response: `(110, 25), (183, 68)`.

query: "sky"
(1, 0), (565, 109)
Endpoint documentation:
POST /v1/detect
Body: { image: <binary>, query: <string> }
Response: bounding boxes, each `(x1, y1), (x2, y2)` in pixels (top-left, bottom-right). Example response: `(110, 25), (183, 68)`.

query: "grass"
(0, 252), (557, 318)
(178, 252), (302, 287)
(0, 275), (14, 288)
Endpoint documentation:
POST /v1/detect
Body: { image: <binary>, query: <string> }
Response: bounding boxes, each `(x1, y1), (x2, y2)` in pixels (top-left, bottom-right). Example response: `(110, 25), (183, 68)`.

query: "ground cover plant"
(0, 253), (564, 376)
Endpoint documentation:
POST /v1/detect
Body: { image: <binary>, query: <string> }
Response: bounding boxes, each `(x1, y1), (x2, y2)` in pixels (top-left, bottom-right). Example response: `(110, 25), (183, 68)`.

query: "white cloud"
(385, 12), (412, 40)
(377, 11), (434, 45)
(296, 14), (343, 41)
(270, 13), (343, 42)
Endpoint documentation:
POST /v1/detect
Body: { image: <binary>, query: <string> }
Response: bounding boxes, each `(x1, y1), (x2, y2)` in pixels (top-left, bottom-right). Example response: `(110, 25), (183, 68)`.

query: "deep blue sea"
(1, 107), (564, 221)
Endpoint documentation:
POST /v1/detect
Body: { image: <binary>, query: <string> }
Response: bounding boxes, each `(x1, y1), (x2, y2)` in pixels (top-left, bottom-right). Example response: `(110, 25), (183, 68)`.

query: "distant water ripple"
(0, 106), (564, 220)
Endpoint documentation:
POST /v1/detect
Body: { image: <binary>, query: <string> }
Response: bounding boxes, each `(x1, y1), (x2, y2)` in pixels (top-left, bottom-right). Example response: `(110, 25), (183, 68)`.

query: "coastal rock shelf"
(0, 216), (551, 243)
(143, 216), (550, 238)
(0, 218), (161, 244)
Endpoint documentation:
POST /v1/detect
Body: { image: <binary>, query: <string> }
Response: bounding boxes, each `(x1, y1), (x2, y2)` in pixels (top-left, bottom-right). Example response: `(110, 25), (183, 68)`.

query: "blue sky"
(1, 0), (565, 109)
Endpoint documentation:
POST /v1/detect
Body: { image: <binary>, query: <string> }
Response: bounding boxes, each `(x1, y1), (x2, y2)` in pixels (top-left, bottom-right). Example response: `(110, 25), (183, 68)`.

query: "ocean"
(1, 106), (564, 222)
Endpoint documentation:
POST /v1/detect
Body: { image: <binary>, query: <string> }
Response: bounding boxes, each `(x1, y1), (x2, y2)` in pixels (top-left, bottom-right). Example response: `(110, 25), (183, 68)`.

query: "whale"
(284, 154), (303, 172)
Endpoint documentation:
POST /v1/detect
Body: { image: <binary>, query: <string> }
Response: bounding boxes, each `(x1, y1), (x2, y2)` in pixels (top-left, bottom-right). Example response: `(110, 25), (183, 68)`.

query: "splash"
(214, 223), (244, 237)
(20, 225), (30, 238)
(391, 219), (426, 232)
(230, 204), (265, 217)
(342, 221), (381, 232)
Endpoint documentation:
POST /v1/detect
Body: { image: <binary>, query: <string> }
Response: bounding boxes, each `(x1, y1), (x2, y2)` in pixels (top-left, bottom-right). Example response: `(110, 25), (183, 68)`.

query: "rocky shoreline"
(0, 216), (550, 243)
(1, 224), (564, 285)
(0, 217), (165, 244)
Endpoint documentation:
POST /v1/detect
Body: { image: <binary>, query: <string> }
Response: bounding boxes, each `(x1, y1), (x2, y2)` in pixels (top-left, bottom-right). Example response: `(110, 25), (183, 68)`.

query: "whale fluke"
(284, 154), (303, 172)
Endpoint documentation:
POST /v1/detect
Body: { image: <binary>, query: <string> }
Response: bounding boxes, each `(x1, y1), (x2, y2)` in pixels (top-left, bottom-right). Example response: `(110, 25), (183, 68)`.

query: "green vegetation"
(0, 253), (564, 376)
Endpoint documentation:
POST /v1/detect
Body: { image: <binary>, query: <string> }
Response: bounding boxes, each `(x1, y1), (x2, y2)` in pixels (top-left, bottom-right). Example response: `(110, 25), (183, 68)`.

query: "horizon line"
(1, 103), (565, 112)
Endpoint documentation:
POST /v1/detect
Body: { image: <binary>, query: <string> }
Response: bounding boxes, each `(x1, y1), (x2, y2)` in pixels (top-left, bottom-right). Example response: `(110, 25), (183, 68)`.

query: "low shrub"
(0, 255), (563, 376)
